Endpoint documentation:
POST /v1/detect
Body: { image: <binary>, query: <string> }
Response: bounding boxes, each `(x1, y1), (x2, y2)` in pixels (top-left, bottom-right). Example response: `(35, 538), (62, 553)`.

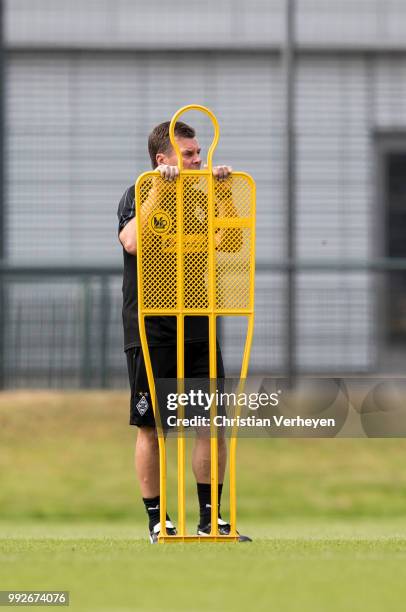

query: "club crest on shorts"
(135, 393), (149, 416)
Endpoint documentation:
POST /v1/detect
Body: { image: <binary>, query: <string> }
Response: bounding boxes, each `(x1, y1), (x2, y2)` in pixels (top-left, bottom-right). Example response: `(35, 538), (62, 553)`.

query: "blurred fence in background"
(0, 265), (123, 388)
(2, 0), (406, 387)
(2, 260), (404, 388)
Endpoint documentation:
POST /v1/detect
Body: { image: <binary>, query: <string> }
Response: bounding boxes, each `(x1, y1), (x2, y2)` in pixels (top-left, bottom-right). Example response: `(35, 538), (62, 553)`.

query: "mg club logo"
(149, 210), (172, 235)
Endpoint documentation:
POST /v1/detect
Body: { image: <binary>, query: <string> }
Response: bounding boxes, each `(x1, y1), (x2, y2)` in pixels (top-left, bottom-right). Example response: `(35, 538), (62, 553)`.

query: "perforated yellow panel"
(135, 103), (256, 543)
(136, 173), (255, 314)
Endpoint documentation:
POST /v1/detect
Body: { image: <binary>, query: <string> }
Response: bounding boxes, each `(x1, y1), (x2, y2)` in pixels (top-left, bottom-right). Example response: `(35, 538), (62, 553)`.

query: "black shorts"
(126, 341), (225, 427)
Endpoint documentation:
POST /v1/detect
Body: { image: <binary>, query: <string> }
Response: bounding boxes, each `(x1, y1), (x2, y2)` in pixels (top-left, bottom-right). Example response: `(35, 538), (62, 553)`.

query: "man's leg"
(127, 346), (176, 540)
(135, 426), (172, 537)
(186, 340), (228, 531)
(192, 433), (227, 484)
(135, 426), (159, 498)
(192, 431), (227, 529)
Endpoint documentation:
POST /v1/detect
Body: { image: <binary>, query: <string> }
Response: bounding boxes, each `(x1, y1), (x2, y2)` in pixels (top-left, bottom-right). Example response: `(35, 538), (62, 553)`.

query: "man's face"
(157, 137), (202, 170)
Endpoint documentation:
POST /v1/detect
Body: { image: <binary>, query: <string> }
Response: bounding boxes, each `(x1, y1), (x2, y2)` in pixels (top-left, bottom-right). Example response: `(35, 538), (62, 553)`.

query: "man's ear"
(156, 152), (166, 166)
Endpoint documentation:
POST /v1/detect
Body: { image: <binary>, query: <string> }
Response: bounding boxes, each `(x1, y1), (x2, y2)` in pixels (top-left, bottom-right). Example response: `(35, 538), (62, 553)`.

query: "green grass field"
(1, 392), (406, 611)
(2, 521), (406, 612)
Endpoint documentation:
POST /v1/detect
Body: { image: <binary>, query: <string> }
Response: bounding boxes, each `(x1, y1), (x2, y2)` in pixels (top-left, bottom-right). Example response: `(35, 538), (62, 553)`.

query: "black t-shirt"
(117, 184), (209, 351)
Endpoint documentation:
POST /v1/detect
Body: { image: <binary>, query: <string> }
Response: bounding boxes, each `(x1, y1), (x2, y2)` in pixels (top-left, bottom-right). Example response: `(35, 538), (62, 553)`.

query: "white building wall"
(5, 0), (406, 50)
(5, 0), (406, 374)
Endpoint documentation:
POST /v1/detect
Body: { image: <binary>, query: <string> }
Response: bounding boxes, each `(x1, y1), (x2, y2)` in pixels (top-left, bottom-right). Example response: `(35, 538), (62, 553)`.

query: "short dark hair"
(148, 121), (195, 168)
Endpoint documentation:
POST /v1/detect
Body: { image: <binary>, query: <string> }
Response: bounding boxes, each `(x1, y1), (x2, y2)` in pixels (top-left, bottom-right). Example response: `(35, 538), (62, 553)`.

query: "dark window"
(386, 153), (406, 343)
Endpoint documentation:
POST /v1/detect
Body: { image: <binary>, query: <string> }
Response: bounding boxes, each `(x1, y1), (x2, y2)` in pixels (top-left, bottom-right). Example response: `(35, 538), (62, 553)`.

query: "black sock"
(197, 483), (223, 527)
(143, 496), (170, 531)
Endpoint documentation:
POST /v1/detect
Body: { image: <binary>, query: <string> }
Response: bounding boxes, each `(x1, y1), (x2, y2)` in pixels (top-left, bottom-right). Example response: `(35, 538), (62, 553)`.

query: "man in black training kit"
(118, 120), (251, 542)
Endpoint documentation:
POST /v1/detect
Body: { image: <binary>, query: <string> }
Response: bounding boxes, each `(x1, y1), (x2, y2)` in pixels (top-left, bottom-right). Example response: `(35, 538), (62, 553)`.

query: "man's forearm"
(119, 217), (137, 254)
(119, 181), (163, 255)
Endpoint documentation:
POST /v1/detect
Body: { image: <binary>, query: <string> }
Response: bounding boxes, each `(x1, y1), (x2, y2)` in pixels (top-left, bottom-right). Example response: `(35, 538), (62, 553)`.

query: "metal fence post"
(283, 0), (297, 386)
(81, 276), (92, 388)
(0, 0), (5, 390)
(0, 269), (5, 390)
(100, 274), (110, 388)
